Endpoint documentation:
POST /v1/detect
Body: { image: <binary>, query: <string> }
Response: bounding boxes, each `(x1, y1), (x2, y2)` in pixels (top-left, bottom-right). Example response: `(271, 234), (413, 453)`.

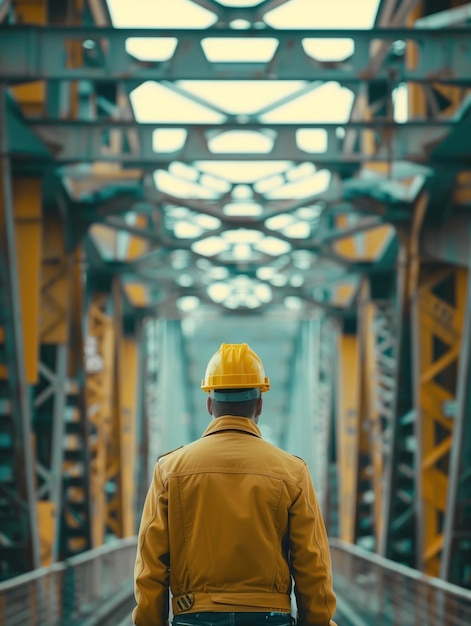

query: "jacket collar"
(202, 415), (262, 439)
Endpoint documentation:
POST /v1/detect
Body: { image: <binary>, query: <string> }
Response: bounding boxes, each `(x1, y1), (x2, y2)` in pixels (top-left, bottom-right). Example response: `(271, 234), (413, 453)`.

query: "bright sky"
(107, 0), (381, 29)
(105, 0), (385, 312)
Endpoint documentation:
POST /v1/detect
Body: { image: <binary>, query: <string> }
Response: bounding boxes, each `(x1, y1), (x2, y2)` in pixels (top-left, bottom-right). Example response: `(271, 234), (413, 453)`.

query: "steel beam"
(84, 292), (115, 547)
(101, 214), (362, 269)
(0, 27), (470, 83)
(8, 0), (48, 118)
(188, 0), (293, 24)
(336, 328), (360, 544)
(105, 280), (139, 538)
(354, 279), (376, 550)
(134, 322), (149, 516)
(19, 121), (451, 165)
(381, 193), (428, 566)
(34, 345), (67, 566)
(114, 332), (139, 534)
(25, 117), (454, 164)
(382, 246), (416, 568)
(0, 85), (40, 579)
(13, 177), (42, 385)
(61, 248), (92, 559)
(310, 318), (335, 517)
(412, 264), (467, 577)
(415, 3), (471, 28)
(422, 208), (471, 266)
(441, 264), (471, 587)
(143, 319), (163, 480)
(365, 295), (396, 552)
(28, 119), (459, 130)
(33, 212), (70, 566)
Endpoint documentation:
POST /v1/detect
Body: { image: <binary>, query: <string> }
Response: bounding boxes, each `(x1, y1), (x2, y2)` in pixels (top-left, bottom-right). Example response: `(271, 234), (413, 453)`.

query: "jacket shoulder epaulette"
(157, 445), (184, 462)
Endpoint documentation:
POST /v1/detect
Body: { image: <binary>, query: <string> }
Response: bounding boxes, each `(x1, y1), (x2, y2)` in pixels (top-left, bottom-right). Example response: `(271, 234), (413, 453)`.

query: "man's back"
(134, 415), (337, 625)
(162, 416), (304, 601)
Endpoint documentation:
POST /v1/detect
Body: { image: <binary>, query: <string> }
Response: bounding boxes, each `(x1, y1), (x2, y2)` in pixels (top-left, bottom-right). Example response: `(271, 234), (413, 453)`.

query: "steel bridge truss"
(1, 0), (471, 593)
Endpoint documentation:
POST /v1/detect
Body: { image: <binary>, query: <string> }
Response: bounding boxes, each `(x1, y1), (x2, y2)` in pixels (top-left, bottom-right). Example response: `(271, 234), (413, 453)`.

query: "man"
(133, 343), (338, 626)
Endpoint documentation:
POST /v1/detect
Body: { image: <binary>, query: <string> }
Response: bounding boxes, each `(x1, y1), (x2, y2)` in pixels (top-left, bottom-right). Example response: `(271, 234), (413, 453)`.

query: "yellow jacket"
(133, 416), (338, 626)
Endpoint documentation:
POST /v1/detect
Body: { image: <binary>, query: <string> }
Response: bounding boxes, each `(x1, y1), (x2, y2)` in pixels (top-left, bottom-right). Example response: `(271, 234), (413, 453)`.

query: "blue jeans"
(173, 612), (293, 626)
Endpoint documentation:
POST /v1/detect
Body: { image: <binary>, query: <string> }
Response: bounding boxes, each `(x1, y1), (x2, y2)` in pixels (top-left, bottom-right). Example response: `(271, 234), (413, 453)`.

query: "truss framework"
(412, 264), (467, 578)
(2, 0), (471, 591)
(33, 213), (71, 566)
(441, 266), (471, 585)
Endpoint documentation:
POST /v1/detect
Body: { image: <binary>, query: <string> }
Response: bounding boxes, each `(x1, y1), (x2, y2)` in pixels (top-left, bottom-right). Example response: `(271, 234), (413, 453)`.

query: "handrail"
(4, 536), (470, 626)
(330, 538), (471, 625)
(0, 537), (137, 626)
(0, 562), (65, 591)
(67, 536), (137, 566)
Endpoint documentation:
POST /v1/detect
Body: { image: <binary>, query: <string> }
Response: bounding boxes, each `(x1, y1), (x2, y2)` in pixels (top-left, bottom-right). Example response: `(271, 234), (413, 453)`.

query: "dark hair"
(211, 388), (260, 418)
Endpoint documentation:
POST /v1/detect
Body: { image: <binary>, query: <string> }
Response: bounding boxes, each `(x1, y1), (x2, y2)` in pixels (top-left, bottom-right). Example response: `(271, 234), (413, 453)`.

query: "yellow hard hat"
(201, 343), (270, 394)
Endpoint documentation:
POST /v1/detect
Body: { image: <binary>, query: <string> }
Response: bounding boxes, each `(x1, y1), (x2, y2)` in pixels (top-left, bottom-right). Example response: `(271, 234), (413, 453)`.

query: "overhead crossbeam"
(20, 121), (451, 165)
(0, 27), (470, 83)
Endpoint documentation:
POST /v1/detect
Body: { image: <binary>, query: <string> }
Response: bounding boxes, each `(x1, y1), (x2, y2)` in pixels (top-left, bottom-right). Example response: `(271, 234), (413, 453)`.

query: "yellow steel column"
(12, 178), (42, 384)
(11, 179), (43, 570)
(34, 212), (71, 566)
(85, 292), (115, 547)
(336, 328), (359, 544)
(412, 264), (468, 576)
(39, 214), (69, 340)
(406, 2), (426, 118)
(117, 334), (138, 535)
(105, 280), (139, 537)
(11, 175), (42, 549)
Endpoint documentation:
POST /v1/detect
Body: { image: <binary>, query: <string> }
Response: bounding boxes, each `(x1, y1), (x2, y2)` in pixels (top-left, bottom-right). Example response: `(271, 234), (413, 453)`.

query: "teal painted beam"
(0, 27), (470, 83)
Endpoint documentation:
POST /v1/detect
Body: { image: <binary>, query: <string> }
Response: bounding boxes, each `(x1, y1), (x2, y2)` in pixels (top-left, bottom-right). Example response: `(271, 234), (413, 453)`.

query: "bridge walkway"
(1, 539), (470, 625)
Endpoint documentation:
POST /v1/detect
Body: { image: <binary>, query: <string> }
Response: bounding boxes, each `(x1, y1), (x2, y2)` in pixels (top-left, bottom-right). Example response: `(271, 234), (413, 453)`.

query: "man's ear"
(255, 397), (263, 418)
(207, 396), (213, 416)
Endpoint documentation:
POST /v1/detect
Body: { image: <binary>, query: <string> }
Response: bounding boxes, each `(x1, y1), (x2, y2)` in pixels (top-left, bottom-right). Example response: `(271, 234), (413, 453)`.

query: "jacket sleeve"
(133, 461), (170, 626)
(288, 464), (338, 626)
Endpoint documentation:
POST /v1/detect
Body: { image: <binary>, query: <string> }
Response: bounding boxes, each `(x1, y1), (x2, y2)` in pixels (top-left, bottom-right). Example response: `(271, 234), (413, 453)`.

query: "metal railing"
(0, 537), (137, 626)
(330, 538), (471, 626)
(4, 536), (471, 626)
